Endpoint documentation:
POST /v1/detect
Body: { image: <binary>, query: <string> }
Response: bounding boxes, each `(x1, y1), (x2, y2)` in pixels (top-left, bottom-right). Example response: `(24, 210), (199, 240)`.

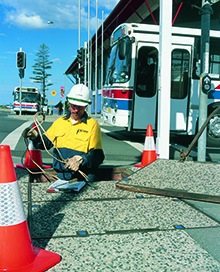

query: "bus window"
(192, 37), (220, 78)
(106, 37), (131, 84)
(210, 38), (220, 75)
(136, 46), (158, 98)
(210, 54), (220, 74)
(21, 93), (39, 103)
(171, 49), (190, 99)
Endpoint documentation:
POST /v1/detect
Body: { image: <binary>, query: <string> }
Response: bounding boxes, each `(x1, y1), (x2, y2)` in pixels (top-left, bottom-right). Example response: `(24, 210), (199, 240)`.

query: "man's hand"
(64, 155), (83, 171)
(22, 128), (38, 140)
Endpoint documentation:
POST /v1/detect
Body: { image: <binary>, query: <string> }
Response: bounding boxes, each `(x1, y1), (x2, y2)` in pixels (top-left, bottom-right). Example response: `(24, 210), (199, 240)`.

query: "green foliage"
(30, 44), (53, 104)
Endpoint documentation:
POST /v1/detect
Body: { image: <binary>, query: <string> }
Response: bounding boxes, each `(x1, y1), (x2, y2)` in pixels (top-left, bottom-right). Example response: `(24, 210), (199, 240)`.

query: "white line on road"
(101, 127), (144, 153)
(0, 121), (33, 150)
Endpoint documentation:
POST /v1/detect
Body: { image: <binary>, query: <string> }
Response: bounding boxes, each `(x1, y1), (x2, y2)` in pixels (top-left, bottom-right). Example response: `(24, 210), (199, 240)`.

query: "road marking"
(0, 121), (32, 150)
(101, 128), (144, 152)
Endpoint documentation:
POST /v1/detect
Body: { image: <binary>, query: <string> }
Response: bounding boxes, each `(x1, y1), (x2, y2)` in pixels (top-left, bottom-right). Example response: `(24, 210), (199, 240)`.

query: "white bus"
(13, 87), (41, 115)
(102, 23), (220, 147)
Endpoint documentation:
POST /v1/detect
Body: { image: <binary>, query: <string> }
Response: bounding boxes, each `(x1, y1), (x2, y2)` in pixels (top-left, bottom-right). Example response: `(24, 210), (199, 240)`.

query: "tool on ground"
(116, 182), (220, 204)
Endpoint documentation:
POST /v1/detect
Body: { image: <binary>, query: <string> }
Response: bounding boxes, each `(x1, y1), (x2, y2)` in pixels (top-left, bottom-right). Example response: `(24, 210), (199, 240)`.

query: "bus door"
(170, 45), (191, 132)
(132, 44), (159, 130)
(132, 44), (191, 132)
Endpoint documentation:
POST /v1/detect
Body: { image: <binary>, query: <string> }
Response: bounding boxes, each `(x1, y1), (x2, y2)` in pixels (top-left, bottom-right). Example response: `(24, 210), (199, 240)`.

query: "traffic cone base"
(30, 247), (61, 272)
(134, 125), (157, 168)
(0, 145), (60, 271)
(0, 221), (61, 272)
(134, 149), (157, 168)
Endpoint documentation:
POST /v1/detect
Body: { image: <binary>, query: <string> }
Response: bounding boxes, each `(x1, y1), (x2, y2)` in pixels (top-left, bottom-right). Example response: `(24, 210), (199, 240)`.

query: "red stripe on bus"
(103, 89), (133, 99)
(14, 103), (37, 107)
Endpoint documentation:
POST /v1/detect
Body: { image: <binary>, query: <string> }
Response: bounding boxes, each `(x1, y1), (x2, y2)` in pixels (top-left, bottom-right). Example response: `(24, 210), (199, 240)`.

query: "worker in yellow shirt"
(24, 84), (104, 190)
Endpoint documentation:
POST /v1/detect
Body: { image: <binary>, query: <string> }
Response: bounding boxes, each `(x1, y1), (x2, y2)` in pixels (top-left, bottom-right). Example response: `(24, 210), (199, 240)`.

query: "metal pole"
(84, 41), (87, 86)
(63, 75), (66, 114)
(19, 77), (22, 116)
(156, 0), (172, 159)
(95, 0), (98, 116)
(78, 0), (81, 50)
(101, 11), (104, 112)
(88, 0), (91, 114)
(78, 0), (81, 84)
(197, 1), (213, 162)
(19, 47), (22, 116)
(27, 174), (33, 235)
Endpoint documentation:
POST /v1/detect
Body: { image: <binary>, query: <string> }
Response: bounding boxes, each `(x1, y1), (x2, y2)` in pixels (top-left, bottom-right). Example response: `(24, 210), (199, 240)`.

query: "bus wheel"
(207, 104), (220, 147)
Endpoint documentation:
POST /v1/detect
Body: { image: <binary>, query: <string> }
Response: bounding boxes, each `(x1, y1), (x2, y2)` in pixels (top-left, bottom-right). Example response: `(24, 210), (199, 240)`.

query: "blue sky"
(0, 0), (119, 106)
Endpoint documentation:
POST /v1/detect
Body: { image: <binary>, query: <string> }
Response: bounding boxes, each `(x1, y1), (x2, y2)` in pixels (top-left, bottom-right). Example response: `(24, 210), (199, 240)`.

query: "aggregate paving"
(30, 196), (218, 238)
(13, 159), (220, 271)
(34, 231), (220, 272)
(117, 159), (220, 196)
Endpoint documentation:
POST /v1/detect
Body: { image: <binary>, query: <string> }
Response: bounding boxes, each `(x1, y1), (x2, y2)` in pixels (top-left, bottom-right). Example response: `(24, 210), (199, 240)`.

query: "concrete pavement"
(14, 158), (220, 271)
(4, 110), (220, 271)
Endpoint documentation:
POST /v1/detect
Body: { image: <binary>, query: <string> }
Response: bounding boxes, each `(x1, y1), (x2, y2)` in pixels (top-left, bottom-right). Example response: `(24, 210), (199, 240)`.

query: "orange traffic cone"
(16, 123), (51, 170)
(134, 125), (157, 168)
(0, 145), (61, 272)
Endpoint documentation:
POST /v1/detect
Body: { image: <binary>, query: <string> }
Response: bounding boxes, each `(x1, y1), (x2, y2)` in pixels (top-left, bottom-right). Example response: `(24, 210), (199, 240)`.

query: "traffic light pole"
(19, 76), (22, 116)
(19, 69), (25, 116)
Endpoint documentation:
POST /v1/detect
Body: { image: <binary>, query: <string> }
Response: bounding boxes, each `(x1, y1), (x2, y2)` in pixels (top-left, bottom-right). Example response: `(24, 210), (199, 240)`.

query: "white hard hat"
(67, 84), (91, 106)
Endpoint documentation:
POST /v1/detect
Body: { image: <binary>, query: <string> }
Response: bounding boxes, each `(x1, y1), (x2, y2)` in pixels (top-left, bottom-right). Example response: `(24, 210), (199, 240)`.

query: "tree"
(30, 44), (53, 104)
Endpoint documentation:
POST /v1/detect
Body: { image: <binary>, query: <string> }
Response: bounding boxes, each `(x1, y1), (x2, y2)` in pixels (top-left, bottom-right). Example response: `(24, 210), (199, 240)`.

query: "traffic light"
(78, 67), (84, 84)
(77, 47), (84, 67)
(16, 51), (26, 69)
(19, 69), (24, 79)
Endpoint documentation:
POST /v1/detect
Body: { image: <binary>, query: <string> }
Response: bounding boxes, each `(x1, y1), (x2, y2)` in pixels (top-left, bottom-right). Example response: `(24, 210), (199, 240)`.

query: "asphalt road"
(0, 109), (219, 167)
(0, 110), (143, 167)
